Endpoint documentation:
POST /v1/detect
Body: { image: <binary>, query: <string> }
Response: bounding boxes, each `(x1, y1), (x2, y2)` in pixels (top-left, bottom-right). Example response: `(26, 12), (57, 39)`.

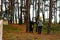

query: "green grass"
(3, 25), (22, 32)
(42, 23), (60, 33)
(3, 24), (60, 40)
(3, 23), (60, 33)
(33, 23), (60, 33)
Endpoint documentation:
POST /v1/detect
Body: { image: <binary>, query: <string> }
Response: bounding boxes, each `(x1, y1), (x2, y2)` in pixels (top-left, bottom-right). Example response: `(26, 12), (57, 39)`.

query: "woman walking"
(37, 19), (43, 34)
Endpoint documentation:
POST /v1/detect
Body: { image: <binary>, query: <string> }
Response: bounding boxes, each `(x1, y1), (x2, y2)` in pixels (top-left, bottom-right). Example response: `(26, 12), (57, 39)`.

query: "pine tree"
(42, 0), (45, 24)
(26, 0), (30, 32)
(37, 0), (40, 20)
(47, 0), (52, 34)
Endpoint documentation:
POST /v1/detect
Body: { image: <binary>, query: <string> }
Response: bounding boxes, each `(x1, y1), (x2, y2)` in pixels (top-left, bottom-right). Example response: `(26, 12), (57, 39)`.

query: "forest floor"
(3, 24), (60, 40)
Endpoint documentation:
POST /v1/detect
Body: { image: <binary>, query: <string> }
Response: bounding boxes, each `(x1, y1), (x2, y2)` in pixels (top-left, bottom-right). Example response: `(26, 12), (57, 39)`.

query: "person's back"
(37, 20), (43, 34)
(37, 20), (43, 27)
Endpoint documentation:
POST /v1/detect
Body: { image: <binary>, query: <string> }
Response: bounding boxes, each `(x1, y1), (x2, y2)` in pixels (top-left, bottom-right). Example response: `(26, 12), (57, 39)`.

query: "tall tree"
(26, 0), (30, 32)
(15, 0), (19, 24)
(47, 0), (52, 34)
(19, 0), (23, 24)
(59, 6), (60, 24)
(37, 0), (40, 20)
(17, 0), (19, 24)
(23, 0), (26, 23)
(11, 0), (14, 24)
(5, 0), (8, 20)
(5, 0), (6, 14)
(59, 12), (60, 23)
(59, 13), (60, 24)
(1, 0), (2, 13)
(33, 0), (34, 20)
(1, 0), (3, 15)
(8, 0), (14, 24)
(55, 0), (57, 23)
(59, 1), (60, 23)
(54, 0), (57, 23)
(42, 0), (45, 24)
(8, 0), (11, 23)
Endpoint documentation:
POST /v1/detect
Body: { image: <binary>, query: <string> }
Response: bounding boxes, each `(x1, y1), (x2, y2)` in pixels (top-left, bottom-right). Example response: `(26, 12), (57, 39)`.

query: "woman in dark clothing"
(37, 19), (43, 34)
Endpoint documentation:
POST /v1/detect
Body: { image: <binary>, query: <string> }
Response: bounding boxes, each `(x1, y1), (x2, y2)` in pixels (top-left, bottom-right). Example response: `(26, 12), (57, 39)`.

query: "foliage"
(42, 23), (60, 33)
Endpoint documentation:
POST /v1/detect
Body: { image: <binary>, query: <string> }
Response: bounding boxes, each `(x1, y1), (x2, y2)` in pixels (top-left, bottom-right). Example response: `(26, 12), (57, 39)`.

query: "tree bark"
(11, 0), (14, 24)
(19, 0), (23, 24)
(8, 0), (14, 24)
(55, 0), (57, 23)
(47, 0), (52, 34)
(37, 0), (40, 20)
(59, 8), (60, 24)
(26, 0), (30, 32)
(59, 13), (60, 23)
(42, 1), (45, 24)
(17, 0), (19, 24)
(8, 0), (11, 24)
(1, 0), (3, 14)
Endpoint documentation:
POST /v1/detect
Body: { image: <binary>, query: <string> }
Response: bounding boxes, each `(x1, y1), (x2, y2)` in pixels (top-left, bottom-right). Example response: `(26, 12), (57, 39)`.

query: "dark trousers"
(37, 26), (42, 34)
(29, 25), (33, 33)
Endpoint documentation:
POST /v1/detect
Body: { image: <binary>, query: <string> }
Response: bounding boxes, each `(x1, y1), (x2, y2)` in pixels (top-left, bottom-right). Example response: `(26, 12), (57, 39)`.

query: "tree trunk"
(55, 0), (57, 23)
(24, 0), (26, 23)
(37, 0), (40, 20)
(10, 1), (12, 24)
(5, 0), (8, 20)
(19, 0), (23, 24)
(42, 1), (45, 24)
(32, 0), (34, 21)
(1, 0), (3, 14)
(59, 13), (60, 24)
(26, 0), (30, 32)
(11, 0), (14, 24)
(59, 8), (60, 24)
(59, 1), (60, 23)
(8, 0), (14, 24)
(5, 0), (6, 14)
(7, 0), (10, 24)
(17, 0), (19, 24)
(54, 0), (57, 23)
(47, 0), (52, 34)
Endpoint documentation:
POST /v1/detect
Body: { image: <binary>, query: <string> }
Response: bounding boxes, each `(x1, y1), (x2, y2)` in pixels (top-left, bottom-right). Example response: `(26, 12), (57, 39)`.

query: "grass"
(3, 24), (60, 40)
(3, 23), (60, 33)
(3, 25), (22, 32)
(42, 23), (60, 33)
(33, 23), (60, 33)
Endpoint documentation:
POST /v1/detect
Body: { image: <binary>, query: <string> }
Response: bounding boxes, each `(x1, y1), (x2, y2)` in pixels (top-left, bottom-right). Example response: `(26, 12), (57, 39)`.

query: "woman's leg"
(38, 26), (42, 34)
(40, 26), (42, 34)
(37, 27), (40, 34)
